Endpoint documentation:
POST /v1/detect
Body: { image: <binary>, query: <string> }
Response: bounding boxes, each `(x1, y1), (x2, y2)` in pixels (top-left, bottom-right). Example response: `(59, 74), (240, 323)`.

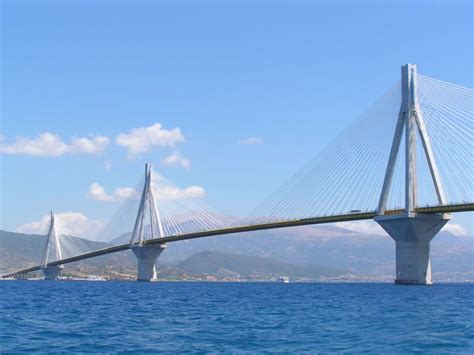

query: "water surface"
(1, 281), (473, 352)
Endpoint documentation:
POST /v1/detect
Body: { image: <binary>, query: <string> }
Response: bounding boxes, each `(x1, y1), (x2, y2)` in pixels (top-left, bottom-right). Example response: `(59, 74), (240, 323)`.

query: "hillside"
(0, 230), (137, 278)
(178, 251), (350, 281)
(1, 225), (473, 282)
(138, 225), (474, 281)
(106, 223), (473, 281)
(0, 230), (357, 281)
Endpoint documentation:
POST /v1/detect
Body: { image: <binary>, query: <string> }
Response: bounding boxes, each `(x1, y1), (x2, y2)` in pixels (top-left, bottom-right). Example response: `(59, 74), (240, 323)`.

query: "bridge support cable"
(149, 172), (239, 236)
(246, 81), (402, 224)
(416, 74), (474, 204)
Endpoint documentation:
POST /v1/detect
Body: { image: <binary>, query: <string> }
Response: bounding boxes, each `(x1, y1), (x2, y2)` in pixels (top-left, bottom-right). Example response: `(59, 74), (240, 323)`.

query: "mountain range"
(1, 223), (473, 281)
(110, 224), (474, 280)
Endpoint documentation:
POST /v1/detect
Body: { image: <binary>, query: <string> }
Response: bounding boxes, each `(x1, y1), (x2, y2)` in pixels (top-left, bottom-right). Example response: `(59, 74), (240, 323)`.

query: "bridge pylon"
(375, 64), (450, 285)
(40, 211), (64, 280)
(129, 163), (166, 281)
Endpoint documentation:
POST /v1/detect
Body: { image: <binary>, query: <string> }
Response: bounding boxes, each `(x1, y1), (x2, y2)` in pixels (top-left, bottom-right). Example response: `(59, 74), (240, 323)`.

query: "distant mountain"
(106, 223), (473, 281)
(111, 232), (132, 245)
(177, 251), (350, 281)
(0, 230), (46, 270)
(2, 223), (473, 282)
(152, 225), (473, 281)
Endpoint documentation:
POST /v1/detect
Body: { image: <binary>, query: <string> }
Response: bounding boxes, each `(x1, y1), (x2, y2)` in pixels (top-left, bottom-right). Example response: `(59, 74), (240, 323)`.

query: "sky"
(0, 0), (472, 238)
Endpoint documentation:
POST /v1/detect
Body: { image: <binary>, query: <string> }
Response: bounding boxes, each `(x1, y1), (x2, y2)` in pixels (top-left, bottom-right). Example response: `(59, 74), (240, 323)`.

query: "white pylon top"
(130, 163), (165, 245)
(40, 211), (63, 267)
(377, 64), (447, 215)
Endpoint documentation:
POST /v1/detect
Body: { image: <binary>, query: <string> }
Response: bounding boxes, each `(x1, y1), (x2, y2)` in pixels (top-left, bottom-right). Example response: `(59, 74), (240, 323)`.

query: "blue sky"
(1, 0), (472, 237)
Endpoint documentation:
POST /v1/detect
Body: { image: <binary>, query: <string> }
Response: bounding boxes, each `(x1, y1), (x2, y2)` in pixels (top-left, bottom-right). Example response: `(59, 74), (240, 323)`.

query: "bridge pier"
(41, 265), (64, 280)
(375, 64), (452, 285)
(132, 244), (167, 282)
(375, 213), (450, 285)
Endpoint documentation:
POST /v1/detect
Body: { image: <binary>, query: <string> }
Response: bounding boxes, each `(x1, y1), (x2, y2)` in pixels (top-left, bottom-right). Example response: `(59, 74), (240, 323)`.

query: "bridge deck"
(2, 203), (473, 278)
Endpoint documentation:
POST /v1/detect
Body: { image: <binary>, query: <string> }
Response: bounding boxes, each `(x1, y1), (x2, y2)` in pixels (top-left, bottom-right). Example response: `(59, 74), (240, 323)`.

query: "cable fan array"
(39, 169), (241, 261)
(39, 214), (108, 263)
(247, 74), (473, 224)
(150, 173), (238, 237)
(115, 168), (240, 245)
(416, 74), (473, 205)
(246, 82), (403, 224)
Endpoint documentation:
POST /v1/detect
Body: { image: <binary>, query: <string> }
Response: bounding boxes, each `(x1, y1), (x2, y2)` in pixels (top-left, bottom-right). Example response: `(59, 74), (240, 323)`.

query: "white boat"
(276, 276), (289, 283)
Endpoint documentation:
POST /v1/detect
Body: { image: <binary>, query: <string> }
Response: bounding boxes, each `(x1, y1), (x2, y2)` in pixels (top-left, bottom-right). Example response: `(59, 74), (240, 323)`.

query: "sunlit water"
(1, 281), (473, 352)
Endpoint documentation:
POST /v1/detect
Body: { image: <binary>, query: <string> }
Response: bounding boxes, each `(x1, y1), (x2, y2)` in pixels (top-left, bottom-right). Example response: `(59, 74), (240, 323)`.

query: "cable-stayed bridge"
(3, 64), (473, 284)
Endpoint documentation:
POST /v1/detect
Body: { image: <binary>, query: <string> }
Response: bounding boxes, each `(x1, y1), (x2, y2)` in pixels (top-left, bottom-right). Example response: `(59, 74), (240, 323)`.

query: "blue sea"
(1, 282), (473, 353)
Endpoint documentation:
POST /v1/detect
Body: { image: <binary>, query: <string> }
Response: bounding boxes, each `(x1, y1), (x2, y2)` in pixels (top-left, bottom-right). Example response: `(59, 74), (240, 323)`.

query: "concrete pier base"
(375, 212), (450, 285)
(393, 240), (432, 285)
(132, 244), (167, 282)
(42, 265), (63, 280)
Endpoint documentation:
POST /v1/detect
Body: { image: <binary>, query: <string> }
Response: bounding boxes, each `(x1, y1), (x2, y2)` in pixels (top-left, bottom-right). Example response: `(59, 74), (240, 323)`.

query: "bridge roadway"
(2, 203), (473, 278)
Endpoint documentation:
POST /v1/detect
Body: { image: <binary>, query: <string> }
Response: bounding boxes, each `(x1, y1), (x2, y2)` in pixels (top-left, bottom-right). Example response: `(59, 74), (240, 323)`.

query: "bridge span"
(2, 64), (473, 284)
(2, 203), (472, 280)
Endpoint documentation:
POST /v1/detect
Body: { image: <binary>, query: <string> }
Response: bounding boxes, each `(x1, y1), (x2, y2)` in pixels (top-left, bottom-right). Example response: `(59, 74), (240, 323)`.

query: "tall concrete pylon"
(130, 163), (166, 282)
(375, 64), (450, 285)
(40, 211), (64, 280)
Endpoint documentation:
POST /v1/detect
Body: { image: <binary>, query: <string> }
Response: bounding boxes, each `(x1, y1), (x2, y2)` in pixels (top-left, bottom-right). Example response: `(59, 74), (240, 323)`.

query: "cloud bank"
(87, 183), (140, 202)
(16, 212), (104, 239)
(0, 133), (109, 156)
(116, 123), (185, 157)
(160, 152), (191, 169)
(87, 181), (205, 202)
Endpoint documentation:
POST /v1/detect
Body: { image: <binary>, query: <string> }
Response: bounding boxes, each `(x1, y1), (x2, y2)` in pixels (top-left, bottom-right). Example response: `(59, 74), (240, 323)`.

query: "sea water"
(1, 281), (473, 353)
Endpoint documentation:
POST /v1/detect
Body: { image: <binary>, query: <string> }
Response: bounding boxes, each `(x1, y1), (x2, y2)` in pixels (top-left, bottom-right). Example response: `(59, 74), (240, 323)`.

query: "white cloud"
(154, 185), (205, 200)
(90, 183), (205, 202)
(70, 136), (109, 154)
(87, 183), (140, 202)
(334, 220), (386, 235)
(89, 166), (205, 203)
(160, 152), (191, 170)
(239, 136), (263, 145)
(87, 182), (114, 201)
(151, 170), (167, 184)
(0, 132), (109, 157)
(16, 212), (104, 239)
(114, 187), (140, 200)
(116, 123), (185, 157)
(150, 169), (205, 200)
(0, 133), (69, 156)
(442, 223), (467, 236)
